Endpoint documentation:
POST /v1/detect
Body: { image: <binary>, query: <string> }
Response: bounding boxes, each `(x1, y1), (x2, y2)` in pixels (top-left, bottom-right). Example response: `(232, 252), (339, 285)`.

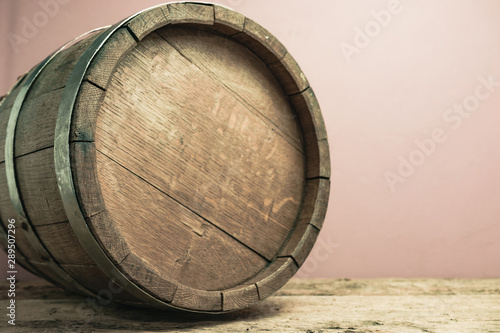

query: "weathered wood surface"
(0, 2), (329, 311)
(0, 278), (498, 333)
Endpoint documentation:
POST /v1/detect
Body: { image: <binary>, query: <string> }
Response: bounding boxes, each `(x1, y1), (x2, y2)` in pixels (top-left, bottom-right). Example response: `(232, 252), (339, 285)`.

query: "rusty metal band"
(5, 28), (108, 298)
(54, 5), (187, 311)
(0, 75), (43, 277)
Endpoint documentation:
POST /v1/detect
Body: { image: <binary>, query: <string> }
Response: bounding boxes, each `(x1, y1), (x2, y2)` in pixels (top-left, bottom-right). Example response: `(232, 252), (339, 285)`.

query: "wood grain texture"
(276, 278), (500, 296)
(71, 82), (106, 142)
(85, 28), (136, 90)
(0, 163), (45, 263)
(222, 284), (260, 312)
(2, 279), (499, 333)
(301, 178), (330, 230)
(15, 148), (66, 226)
(171, 284), (222, 312)
(126, 5), (170, 41)
(246, 257), (298, 300)
(0, 162), (42, 276)
(0, 195), (83, 295)
(84, 210), (130, 266)
(0, 3), (331, 312)
(95, 148), (268, 291)
(14, 89), (63, 157)
(70, 142), (105, 217)
(280, 224), (319, 267)
(24, 262), (80, 293)
(158, 26), (304, 151)
(0, 176), (37, 266)
(233, 17), (287, 65)
(268, 51), (310, 95)
(119, 253), (177, 303)
(277, 178), (329, 266)
(167, 2), (214, 26)
(0, 30), (101, 162)
(0, 31), (105, 297)
(10, 148), (96, 296)
(213, 5), (245, 35)
(34, 222), (94, 265)
(290, 87), (330, 179)
(27, 31), (102, 102)
(94, 30), (305, 261)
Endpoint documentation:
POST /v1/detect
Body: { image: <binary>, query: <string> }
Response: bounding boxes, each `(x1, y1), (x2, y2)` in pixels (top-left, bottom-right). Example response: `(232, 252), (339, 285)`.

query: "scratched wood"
(0, 3), (330, 312)
(0, 279), (498, 333)
(94, 30), (304, 260)
(95, 147), (269, 291)
(157, 26), (303, 150)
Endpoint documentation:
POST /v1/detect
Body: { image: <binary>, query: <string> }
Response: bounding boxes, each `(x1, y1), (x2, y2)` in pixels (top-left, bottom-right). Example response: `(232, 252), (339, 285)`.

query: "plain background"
(0, 0), (499, 281)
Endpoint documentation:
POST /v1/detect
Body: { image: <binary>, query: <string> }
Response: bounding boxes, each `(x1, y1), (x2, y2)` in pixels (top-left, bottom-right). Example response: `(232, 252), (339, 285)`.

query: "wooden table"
(1, 278), (499, 332)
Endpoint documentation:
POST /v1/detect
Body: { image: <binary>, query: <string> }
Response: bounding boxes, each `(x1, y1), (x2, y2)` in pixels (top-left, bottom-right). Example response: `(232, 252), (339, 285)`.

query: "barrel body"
(0, 2), (330, 312)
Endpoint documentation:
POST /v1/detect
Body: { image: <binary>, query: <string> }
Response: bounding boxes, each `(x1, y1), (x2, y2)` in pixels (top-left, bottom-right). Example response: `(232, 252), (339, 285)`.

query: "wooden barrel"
(0, 2), (330, 312)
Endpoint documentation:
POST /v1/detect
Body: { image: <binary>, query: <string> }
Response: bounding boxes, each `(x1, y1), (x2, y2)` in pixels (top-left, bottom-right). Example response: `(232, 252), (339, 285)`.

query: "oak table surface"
(0, 278), (499, 333)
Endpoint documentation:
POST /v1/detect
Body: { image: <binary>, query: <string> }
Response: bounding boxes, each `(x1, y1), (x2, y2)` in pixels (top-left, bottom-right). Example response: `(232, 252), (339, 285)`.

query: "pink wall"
(1, 0), (499, 281)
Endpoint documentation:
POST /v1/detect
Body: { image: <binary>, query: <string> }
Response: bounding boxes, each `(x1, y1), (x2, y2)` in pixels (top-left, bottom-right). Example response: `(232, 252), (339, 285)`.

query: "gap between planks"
(95, 148), (272, 263)
(155, 31), (304, 155)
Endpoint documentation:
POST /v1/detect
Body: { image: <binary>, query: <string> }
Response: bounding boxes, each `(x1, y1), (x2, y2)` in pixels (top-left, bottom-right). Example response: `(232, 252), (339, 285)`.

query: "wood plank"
(232, 17), (287, 65)
(170, 284), (222, 312)
(0, 162), (44, 277)
(71, 82), (106, 142)
(276, 278), (500, 296)
(278, 178), (329, 266)
(95, 149), (268, 291)
(4, 149), (96, 295)
(34, 222), (94, 265)
(119, 253), (177, 303)
(279, 224), (319, 267)
(3, 279), (498, 332)
(222, 284), (259, 312)
(0, 32), (103, 162)
(70, 142), (105, 217)
(290, 87), (330, 179)
(303, 178), (330, 230)
(212, 4), (245, 35)
(2, 294), (499, 332)
(84, 28), (136, 90)
(95, 31), (305, 261)
(15, 148), (66, 226)
(0, 163), (41, 261)
(246, 257), (298, 300)
(6, 278), (499, 298)
(126, 5), (170, 41)
(27, 31), (102, 101)
(268, 51), (310, 95)
(158, 26), (303, 151)
(14, 88), (63, 157)
(84, 210), (130, 266)
(167, 2), (214, 26)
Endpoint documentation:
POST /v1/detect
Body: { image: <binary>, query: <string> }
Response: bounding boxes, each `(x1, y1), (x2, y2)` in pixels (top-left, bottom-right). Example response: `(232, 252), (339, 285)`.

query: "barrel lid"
(56, 2), (330, 312)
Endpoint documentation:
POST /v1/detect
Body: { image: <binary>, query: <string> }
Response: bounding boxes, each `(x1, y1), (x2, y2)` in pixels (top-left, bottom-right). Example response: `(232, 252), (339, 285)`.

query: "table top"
(1, 278), (499, 332)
